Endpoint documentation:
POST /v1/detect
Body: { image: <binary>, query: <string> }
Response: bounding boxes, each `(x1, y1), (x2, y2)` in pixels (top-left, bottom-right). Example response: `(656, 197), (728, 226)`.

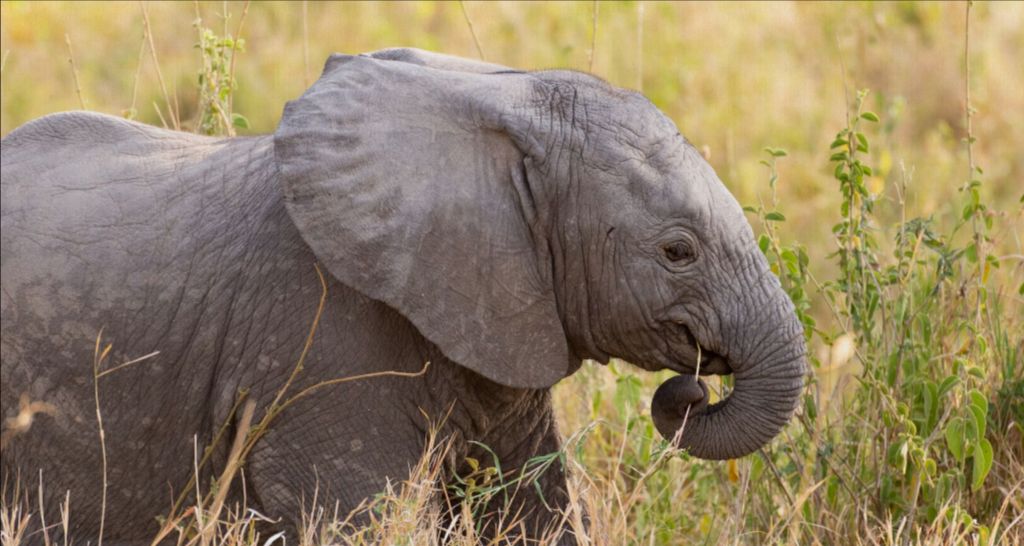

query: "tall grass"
(1, 2), (1021, 545)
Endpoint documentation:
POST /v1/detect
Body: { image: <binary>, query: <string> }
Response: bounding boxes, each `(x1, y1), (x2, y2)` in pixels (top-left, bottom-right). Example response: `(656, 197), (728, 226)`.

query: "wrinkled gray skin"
(0, 49), (805, 543)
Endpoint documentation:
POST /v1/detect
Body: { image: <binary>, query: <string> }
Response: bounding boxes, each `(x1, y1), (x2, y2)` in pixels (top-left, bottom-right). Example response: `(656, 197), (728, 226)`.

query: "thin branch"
(281, 362), (431, 412)
(165, 389), (250, 527)
(635, 2), (644, 90)
(64, 34), (87, 109)
(151, 100), (169, 129)
(126, 30), (147, 119)
(265, 263), (329, 413)
(588, 0), (598, 73)
(964, 1), (975, 186)
(140, 2), (179, 130)
(198, 399), (255, 544)
(92, 332), (112, 546)
(459, 1), (486, 61)
(38, 470), (50, 546)
(302, 0), (310, 86)
(96, 351), (160, 379)
(226, 0), (251, 118)
(964, 1), (985, 325)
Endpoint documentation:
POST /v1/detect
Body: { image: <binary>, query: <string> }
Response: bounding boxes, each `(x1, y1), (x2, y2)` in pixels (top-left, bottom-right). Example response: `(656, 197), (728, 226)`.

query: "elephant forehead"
(594, 141), (718, 228)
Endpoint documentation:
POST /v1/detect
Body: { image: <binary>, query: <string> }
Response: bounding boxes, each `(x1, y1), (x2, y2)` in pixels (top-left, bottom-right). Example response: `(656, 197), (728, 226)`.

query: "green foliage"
(193, 10), (248, 136)
(735, 86), (1020, 543)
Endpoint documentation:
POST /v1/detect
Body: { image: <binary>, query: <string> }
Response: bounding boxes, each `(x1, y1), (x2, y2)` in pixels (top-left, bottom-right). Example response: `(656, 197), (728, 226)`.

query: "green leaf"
(765, 211), (786, 222)
(963, 204), (975, 220)
(781, 248), (799, 275)
(923, 381), (938, 434)
(938, 375), (960, 397)
(804, 393), (817, 421)
(969, 389), (988, 416)
(860, 111), (880, 122)
(830, 152), (848, 162)
(897, 439), (909, 474)
(830, 138), (848, 149)
(231, 113), (250, 129)
(758, 234), (771, 253)
(743, 205), (758, 213)
(764, 147), (787, 157)
(924, 458), (937, 477)
(971, 438), (993, 490)
(965, 243), (978, 263)
(968, 404), (986, 441)
(945, 418), (965, 463)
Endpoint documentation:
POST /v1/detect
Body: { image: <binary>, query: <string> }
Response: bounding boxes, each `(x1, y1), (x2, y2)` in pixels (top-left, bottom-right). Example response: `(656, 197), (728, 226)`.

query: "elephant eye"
(662, 240), (696, 263)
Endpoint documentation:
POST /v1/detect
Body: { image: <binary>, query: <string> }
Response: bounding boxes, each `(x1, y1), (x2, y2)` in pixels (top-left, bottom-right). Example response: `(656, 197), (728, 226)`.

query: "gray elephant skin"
(0, 48), (806, 543)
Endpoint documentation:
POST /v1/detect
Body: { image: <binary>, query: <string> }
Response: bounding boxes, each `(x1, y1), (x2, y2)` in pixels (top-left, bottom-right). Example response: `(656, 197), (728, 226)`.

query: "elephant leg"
(450, 404), (580, 545)
(243, 379), (430, 537)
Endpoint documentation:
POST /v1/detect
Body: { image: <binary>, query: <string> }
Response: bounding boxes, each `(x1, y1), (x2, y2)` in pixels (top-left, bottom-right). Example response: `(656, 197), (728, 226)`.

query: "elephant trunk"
(652, 277), (807, 460)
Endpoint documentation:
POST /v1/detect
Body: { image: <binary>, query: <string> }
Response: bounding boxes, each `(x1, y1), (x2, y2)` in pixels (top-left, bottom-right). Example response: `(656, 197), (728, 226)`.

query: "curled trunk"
(652, 286), (807, 460)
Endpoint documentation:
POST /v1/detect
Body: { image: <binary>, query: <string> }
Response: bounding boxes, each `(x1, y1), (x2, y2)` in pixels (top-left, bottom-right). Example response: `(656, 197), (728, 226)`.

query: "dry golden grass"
(1, 2), (1022, 545)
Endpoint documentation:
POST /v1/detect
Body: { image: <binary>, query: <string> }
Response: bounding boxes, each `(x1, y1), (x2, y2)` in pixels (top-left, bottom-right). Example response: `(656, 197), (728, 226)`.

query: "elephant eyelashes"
(662, 240), (696, 263)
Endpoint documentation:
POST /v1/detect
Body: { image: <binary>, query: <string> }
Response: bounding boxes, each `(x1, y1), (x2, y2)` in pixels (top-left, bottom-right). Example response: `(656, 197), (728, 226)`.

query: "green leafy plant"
(193, 6), (249, 136)
(739, 81), (1015, 542)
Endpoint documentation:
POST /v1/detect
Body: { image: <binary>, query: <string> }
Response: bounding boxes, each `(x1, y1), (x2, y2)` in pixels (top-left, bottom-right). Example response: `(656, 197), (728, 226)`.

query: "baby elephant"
(0, 48), (805, 543)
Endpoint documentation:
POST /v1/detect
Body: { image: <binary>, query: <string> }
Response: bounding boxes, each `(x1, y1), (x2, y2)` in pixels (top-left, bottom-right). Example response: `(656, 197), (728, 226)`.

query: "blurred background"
(2, 1), (1021, 284)
(2, 2), (1021, 544)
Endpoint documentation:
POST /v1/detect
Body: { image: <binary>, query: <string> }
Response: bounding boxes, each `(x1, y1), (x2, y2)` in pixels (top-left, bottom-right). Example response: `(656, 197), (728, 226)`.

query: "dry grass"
(1, 2), (1022, 545)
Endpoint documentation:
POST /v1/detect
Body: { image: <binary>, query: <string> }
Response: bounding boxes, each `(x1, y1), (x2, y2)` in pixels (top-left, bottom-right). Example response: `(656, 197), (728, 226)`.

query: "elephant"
(0, 48), (806, 543)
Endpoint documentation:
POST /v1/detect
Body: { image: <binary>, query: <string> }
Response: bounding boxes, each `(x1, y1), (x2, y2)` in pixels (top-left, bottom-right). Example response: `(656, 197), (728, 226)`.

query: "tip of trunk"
(651, 355), (805, 460)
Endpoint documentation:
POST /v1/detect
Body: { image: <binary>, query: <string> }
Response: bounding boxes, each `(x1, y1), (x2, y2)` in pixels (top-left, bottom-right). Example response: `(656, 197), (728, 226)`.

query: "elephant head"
(273, 49), (805, 460)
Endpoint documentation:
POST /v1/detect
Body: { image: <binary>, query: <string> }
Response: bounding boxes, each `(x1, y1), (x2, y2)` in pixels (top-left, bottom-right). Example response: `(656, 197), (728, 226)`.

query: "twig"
(38, 471), (50, 546)
(280, 362), (431, 413)
(301, 0), (310, 86)
(635, 2), (644, 91)
(964, 2), (975, 190)
(226, 0), (251, 118)
(64, 34), (87, 109)
(623, 344), (702, 512)
(264, 263), (329, 412)
(963, 1), (985, 326)
(96, 351), (160, 379)
(588, 1), (598, 73)
(140, 2), (179, 130)
(60, 490), (70, 546)
(198, 399), (256, 545)
(151, 100), (169, 129)
(92, 331), (113, 546)
(161, 264), (429, 538)
(166, 389), (250, 521)
(459, 1), (486, 61)
(1, 50), (10, 76)
(126, 31), (147, 120)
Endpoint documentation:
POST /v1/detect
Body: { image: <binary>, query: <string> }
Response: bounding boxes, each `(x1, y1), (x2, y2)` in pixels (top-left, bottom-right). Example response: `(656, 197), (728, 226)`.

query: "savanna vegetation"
(1, 2), (1021, 545)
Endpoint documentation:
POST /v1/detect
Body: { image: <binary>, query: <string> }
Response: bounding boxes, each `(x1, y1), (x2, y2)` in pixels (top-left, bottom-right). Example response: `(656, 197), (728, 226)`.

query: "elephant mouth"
(669, 322), (733, 376)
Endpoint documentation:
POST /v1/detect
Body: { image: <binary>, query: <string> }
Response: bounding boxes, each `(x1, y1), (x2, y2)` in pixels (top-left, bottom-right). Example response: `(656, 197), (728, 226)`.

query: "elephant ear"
(274, 53), (570, 389)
